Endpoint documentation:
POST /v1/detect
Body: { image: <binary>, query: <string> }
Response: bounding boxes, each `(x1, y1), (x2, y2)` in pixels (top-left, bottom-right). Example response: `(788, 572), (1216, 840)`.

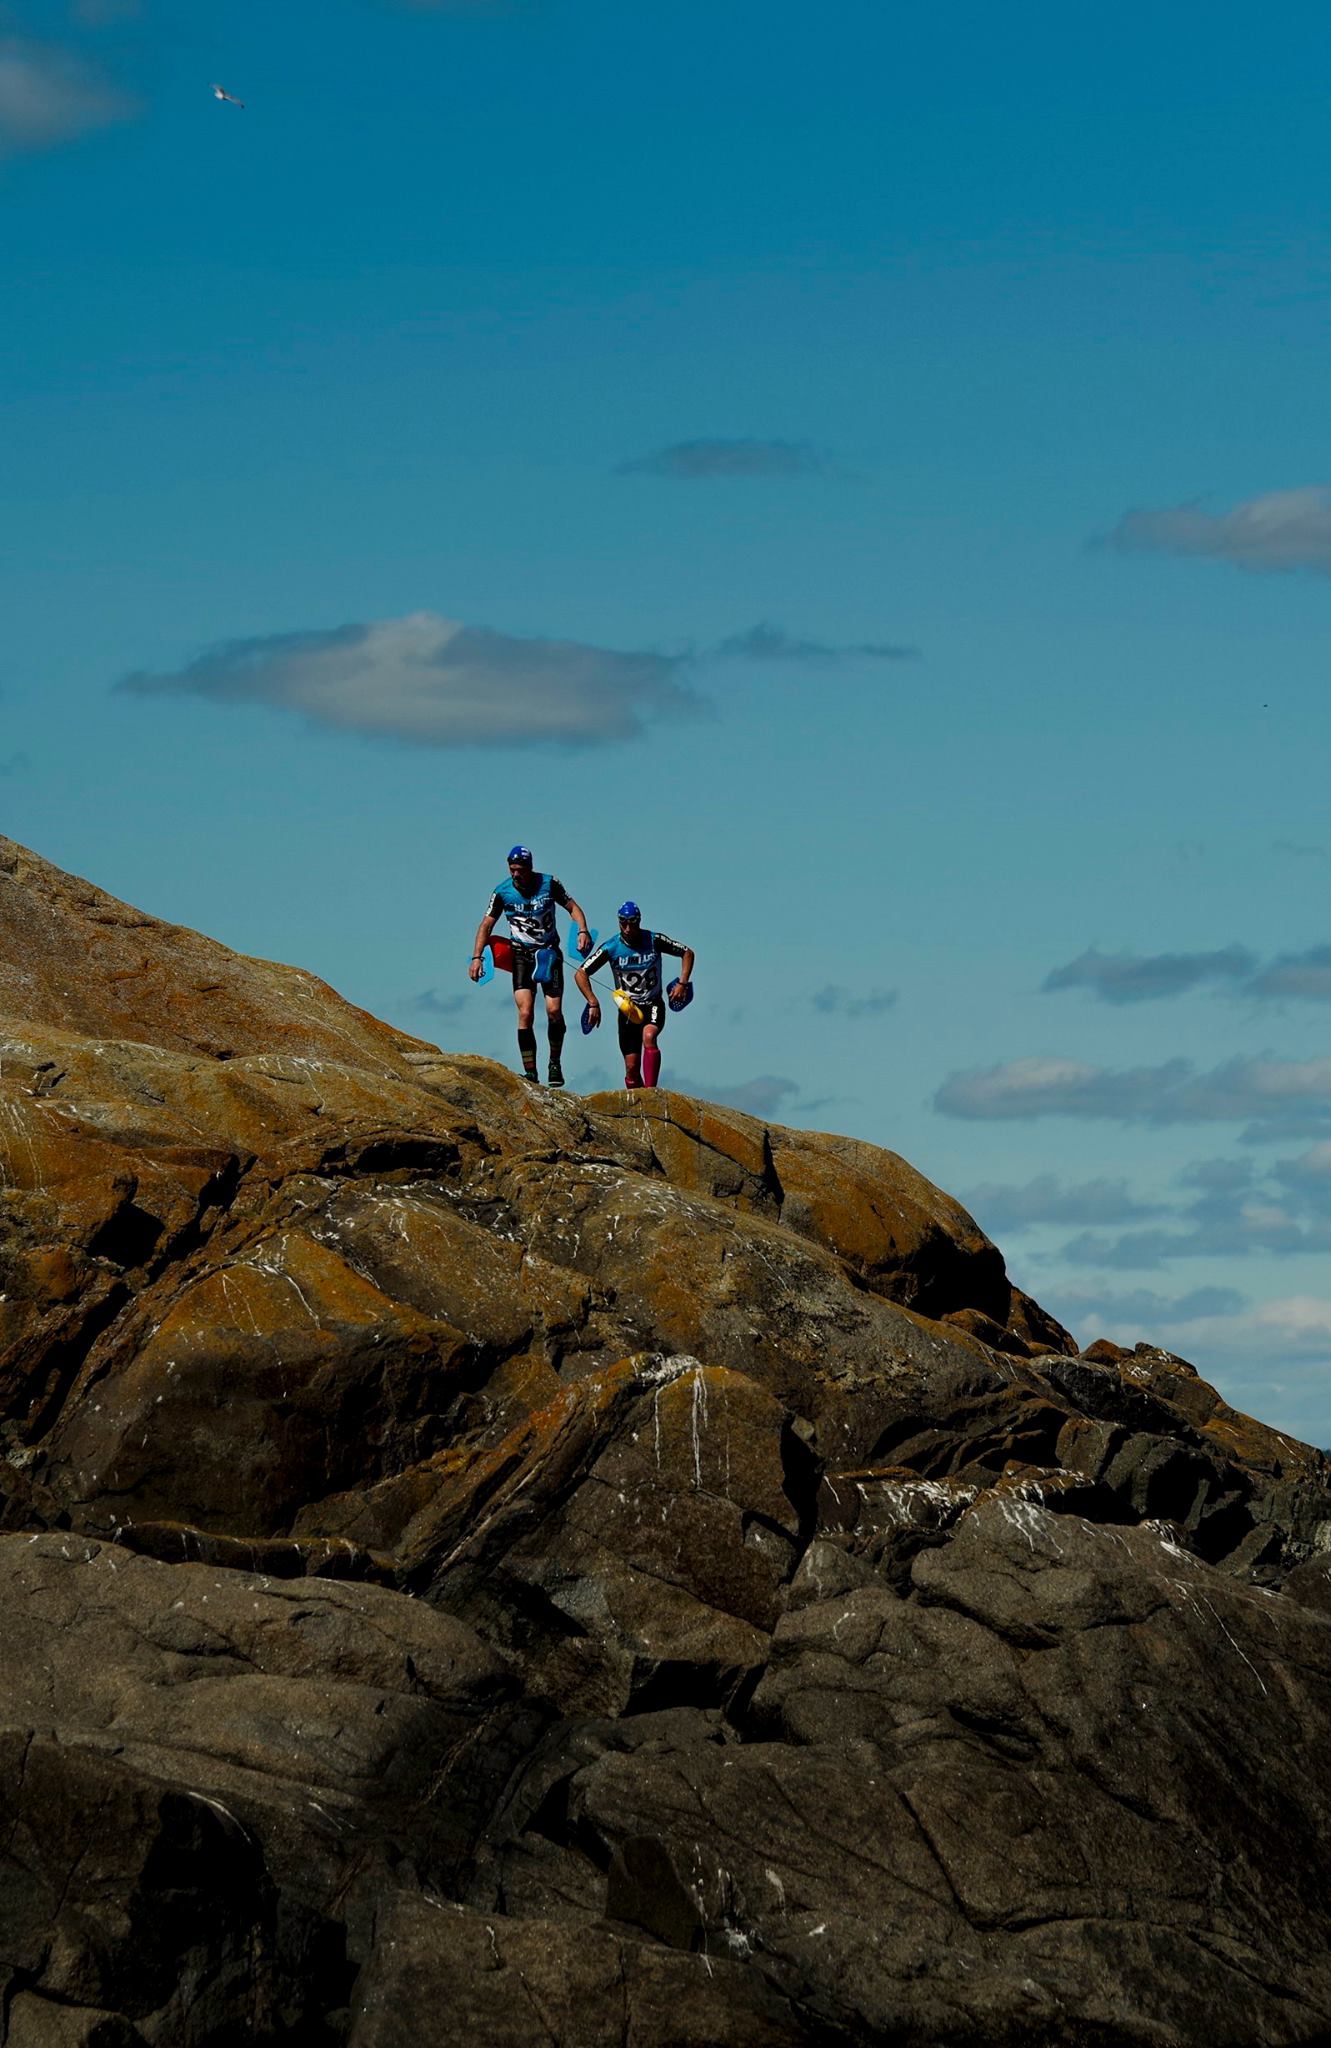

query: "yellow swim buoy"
(612, 989), (644, 1024)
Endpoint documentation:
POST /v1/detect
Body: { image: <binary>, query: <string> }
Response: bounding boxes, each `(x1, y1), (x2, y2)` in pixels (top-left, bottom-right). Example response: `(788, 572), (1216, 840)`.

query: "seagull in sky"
(210, 83), (245, 109)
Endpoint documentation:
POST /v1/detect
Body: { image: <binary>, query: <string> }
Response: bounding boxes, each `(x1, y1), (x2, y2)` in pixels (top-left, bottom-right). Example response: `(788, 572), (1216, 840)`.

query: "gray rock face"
(0, 837), (1329, 2045)
(0, 1533), (540, 2043)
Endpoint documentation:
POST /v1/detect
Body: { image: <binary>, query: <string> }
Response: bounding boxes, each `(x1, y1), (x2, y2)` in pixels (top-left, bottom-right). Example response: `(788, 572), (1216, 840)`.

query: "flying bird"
(210, 83), (245, 109)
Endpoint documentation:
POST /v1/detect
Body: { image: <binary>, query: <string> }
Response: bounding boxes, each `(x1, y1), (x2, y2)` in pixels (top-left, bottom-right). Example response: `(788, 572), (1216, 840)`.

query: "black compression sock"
(517, 1027), (538, 1078)
(546, 1020), (566, 1086)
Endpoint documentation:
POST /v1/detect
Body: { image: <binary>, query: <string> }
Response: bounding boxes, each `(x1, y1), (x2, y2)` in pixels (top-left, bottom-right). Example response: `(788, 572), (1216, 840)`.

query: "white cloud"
(962, 1174), (1164, 1233)
(1048, 1142), (1331, 1270)
(1172, 1294), (1331, 1393)
(1061, 1208), (1330, 1272)
(1179, 1156), (1255, 1193)
(410, 987), (465, 1017)
(1043, 945), (1257, 1004)
(1091, 1286), (1331, 1358)
(1278, 1141), (1331, 1184)
(1050, 1284), (1246, 1329)
(810, 984), (898, 1019)
(1274, 1143), (1331, 1218)
(670, 1074), (802, 1118)
(935, 1053), (1331, 1139)
(939, 1055), (1100, 1115)
(117, 610), (701, 748)
(1249, 946), (1331, 1003)
(1043, 1286), (1331, 1444)
(0, 36), (133, 152)
(1105, 486), (1331, 574)
(1042, 942), (1331, 1006)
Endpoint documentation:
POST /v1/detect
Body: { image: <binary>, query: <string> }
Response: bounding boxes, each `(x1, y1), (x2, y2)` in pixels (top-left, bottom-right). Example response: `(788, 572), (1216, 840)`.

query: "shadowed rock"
(0, 835), (1329, 2044)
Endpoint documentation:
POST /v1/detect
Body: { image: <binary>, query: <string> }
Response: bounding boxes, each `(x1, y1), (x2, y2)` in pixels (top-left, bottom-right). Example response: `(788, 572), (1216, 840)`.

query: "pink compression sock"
(624, 1072), (641, 1089)
(641, 1046), (661, 1088)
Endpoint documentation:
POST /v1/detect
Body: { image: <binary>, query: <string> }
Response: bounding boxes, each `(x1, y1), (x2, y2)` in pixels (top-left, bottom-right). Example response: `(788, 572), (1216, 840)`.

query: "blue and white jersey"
(582, 930), (686, 1005)
(486, 873), (570, 952)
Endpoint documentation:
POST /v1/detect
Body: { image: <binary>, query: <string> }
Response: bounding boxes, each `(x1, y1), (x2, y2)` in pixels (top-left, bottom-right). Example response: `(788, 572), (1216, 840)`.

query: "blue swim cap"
(508, 845), (533, 863)
(617, 901), (640, 920)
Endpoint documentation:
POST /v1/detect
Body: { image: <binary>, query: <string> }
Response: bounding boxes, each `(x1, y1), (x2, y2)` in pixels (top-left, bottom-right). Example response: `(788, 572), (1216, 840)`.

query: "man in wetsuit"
(574, 901), (694, 1090)
(470, 846), (593, 1087)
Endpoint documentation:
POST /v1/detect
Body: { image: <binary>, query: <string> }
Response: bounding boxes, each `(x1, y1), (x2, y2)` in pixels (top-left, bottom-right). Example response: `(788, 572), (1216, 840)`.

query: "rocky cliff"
(0, 835), (1329, 2047)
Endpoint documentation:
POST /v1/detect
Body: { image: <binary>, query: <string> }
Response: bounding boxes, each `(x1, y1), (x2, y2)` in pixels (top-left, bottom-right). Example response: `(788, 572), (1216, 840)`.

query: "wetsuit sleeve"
(550, 877), (571, 907)
(485, 891), (505, 920)
(654, 933), (687, 958)
(582, 942), (610, 976)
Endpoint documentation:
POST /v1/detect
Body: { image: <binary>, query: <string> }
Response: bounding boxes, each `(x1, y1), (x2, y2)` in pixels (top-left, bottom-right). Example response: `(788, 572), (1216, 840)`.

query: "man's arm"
(469, 904), (499, 982)
(561, 888), (593, 955)
(656, 935), (694, 989)
(574, 941), (609, 1022)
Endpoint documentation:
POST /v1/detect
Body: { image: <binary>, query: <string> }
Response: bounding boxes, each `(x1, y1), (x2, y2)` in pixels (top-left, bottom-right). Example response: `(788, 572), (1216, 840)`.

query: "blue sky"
(3, 0), (1329, 1438)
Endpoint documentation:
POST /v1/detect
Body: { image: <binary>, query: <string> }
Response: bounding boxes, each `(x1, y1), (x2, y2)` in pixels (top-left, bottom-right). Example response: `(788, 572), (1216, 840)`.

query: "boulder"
(466, 1498), (1331, 2045)
(0, 1531), (538, 2042)
(347, 1893), (815, 2047)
